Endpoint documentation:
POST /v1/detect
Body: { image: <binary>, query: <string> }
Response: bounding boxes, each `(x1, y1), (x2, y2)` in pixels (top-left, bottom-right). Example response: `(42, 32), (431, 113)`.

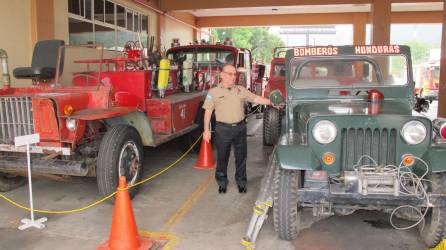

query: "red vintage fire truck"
(0, 40), (262, 199)
(0, 40), (265, 199)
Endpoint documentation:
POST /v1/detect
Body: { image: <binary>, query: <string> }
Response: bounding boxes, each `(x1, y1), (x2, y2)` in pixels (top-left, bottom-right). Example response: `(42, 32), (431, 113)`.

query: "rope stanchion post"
(14, 134), (47, 230)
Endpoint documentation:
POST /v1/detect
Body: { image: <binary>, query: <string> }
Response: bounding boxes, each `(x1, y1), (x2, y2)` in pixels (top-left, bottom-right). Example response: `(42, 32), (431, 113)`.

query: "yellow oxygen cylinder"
(158, 59), (170, 98)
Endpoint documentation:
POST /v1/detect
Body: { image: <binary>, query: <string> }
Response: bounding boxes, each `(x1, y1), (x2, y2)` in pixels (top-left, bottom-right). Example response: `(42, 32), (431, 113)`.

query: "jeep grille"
(341, 128), (397, 170)
(0, 96), (34, 144)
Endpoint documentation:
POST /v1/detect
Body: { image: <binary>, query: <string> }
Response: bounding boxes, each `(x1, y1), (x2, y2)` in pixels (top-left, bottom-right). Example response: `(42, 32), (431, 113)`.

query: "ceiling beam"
(196, 11), (443, 27)
(160, 0), (442, 11)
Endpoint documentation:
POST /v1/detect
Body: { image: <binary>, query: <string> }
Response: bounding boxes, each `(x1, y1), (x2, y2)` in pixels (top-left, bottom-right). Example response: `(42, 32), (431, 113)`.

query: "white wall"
(0, 0), (32, 87)
(162, 13), (195, 49)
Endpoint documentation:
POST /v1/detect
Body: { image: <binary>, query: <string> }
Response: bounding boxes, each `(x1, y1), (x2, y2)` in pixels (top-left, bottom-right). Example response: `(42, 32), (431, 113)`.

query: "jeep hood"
(294, 100), (413, 123)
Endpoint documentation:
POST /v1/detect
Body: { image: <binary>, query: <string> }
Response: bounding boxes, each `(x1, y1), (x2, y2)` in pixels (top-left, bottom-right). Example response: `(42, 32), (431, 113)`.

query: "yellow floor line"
(138, 230), (180, 250)
(161, 171), (214, 233)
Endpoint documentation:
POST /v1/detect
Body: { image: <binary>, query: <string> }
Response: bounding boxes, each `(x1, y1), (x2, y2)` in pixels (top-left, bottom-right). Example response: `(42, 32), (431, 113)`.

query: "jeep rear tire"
(419, 172), (446, 248)
(273, 167), (301, 240)
(97, 125), (144, 201)
(263, 106), (281, 146)
(0, 174), (25, 192)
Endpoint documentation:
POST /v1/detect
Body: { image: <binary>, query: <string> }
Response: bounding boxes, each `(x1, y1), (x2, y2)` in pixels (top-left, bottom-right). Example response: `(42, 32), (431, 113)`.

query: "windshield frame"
(289, 54), (410, 90)
(167, 48), (236, 66)
(55, 44), (104, 88)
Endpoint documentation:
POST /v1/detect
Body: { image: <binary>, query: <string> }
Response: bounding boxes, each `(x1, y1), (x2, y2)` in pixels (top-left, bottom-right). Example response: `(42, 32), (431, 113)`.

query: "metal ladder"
(241, 148), (277, 250)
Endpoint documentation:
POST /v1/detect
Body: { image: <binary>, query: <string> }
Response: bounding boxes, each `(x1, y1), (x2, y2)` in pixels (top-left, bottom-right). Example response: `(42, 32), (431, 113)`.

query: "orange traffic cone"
(97, 176), (152, 250)
(194, 138), (216, 169)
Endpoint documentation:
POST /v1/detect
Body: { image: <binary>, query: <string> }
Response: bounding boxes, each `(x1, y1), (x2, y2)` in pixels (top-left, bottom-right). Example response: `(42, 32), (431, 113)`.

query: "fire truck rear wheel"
(263, 106), (281, 146)
(0, 174), (25, 192)
(97, 125), (144, 202)
(418, 172), (446, 248)
(273, 167), (302, 240)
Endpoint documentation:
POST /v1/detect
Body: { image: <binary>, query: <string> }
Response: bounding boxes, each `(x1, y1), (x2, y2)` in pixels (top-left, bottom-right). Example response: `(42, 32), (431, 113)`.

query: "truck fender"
(420, 146), (446, 173)
(103, 111), (154, 146)
(276, 144), (321, 171)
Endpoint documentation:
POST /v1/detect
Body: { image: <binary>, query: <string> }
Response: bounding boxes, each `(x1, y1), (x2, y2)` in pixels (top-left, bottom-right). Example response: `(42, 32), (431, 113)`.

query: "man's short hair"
(221, 64), (235, 72)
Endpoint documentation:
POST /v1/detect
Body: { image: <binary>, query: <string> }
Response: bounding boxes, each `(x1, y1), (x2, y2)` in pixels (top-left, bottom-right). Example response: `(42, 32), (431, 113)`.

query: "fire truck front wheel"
(0, 173), (25, 192)
(97, 125), (144, 201)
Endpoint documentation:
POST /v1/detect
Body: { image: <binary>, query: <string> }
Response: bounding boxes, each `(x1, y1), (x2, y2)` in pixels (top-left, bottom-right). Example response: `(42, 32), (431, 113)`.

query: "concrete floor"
(0, 115), (432, 250)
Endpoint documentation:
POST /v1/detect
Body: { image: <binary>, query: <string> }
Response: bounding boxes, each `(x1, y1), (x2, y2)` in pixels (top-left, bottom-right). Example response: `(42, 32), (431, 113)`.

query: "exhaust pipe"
(0, 49), (11, 88)
(0, 156), (89, 176)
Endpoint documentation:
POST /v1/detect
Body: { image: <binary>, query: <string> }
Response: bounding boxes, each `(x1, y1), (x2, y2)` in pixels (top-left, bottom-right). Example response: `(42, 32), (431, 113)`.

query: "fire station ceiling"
(160, 0), (443, 14)
(180, 2), (442, 17)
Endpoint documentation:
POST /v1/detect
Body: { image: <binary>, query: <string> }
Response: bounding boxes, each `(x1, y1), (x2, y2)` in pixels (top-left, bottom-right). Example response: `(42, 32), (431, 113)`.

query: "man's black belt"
(216, 120), (246, 127)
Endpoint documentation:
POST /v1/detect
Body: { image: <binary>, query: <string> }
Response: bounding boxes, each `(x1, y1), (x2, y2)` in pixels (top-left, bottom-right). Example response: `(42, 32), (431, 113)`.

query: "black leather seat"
(13, 40), (65, 80)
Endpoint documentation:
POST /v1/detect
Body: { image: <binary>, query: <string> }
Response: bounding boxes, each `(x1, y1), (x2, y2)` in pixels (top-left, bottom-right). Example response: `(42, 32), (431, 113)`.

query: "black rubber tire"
(97, 125), (144, 201)
(418, 172), (446, 248)
(0, 174), (25, 192)
(273, 166), (301, 241)
(263, 106), (281, 146)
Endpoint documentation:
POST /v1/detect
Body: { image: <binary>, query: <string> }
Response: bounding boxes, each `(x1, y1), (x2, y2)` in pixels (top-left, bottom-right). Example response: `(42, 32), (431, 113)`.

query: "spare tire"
(263, 106), (281, 146)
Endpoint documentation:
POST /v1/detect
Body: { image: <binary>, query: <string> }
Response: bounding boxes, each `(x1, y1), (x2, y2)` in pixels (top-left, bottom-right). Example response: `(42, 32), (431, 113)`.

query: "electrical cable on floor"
(0, 134), (202, 214)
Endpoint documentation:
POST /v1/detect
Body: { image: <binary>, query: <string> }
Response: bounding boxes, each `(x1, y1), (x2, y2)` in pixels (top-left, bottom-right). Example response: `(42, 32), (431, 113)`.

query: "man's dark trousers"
(214, 121), (247, 188)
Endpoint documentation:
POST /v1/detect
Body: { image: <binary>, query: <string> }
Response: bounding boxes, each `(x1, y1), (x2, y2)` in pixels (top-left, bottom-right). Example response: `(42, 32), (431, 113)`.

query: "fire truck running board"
(150, 124), (198, 147)
(0, 156), (88, 176)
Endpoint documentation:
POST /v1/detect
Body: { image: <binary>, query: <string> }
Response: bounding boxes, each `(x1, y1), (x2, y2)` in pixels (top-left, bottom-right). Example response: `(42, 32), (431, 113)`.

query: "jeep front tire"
(418, 172), (446, 248)
(97, 125), (144, 201)
(273, 167), (302, 240)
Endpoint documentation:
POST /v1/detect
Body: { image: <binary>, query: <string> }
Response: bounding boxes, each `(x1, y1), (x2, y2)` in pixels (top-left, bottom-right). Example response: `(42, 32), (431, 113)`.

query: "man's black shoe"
(238, 185), (247, 193)
(218, 186), (227, 194)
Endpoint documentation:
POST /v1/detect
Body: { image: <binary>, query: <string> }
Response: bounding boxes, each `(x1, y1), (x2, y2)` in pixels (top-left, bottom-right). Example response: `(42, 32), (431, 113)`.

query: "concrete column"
(353, 13), (367, 45)
(156, 14), (166, 51)
(371, 0), (391, 45)
(437, 0), (446, 118)
(371, 0), (391, 80)
(30, 0), (54, 44)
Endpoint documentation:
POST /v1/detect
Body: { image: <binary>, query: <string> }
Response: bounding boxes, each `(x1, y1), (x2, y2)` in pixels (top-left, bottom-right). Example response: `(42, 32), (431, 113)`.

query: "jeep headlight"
(312, 120), (337, 144)
(66, 118), (77, 132)
(401, 120), (427, 145)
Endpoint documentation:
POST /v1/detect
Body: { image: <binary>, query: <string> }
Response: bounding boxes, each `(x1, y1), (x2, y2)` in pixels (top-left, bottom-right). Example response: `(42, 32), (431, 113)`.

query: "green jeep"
(272, 45), (446, 248)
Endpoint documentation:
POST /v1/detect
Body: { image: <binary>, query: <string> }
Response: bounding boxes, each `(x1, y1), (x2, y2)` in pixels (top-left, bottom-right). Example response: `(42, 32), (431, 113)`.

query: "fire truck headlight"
(66, 118), (77, 132)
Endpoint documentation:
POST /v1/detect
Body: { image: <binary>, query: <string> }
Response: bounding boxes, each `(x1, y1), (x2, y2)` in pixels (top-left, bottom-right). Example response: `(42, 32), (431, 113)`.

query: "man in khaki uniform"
(203, 64), (272, 193)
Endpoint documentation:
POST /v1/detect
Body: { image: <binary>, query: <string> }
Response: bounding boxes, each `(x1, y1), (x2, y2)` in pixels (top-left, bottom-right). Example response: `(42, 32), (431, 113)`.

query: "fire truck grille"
(0, 96), (34, 144)
(341, 128), (397, 170)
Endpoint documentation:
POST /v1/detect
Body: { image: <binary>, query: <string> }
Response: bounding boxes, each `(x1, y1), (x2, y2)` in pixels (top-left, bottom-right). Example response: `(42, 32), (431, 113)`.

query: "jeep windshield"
(167, 48), (235, 65)
(290, 55), (408, 89)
